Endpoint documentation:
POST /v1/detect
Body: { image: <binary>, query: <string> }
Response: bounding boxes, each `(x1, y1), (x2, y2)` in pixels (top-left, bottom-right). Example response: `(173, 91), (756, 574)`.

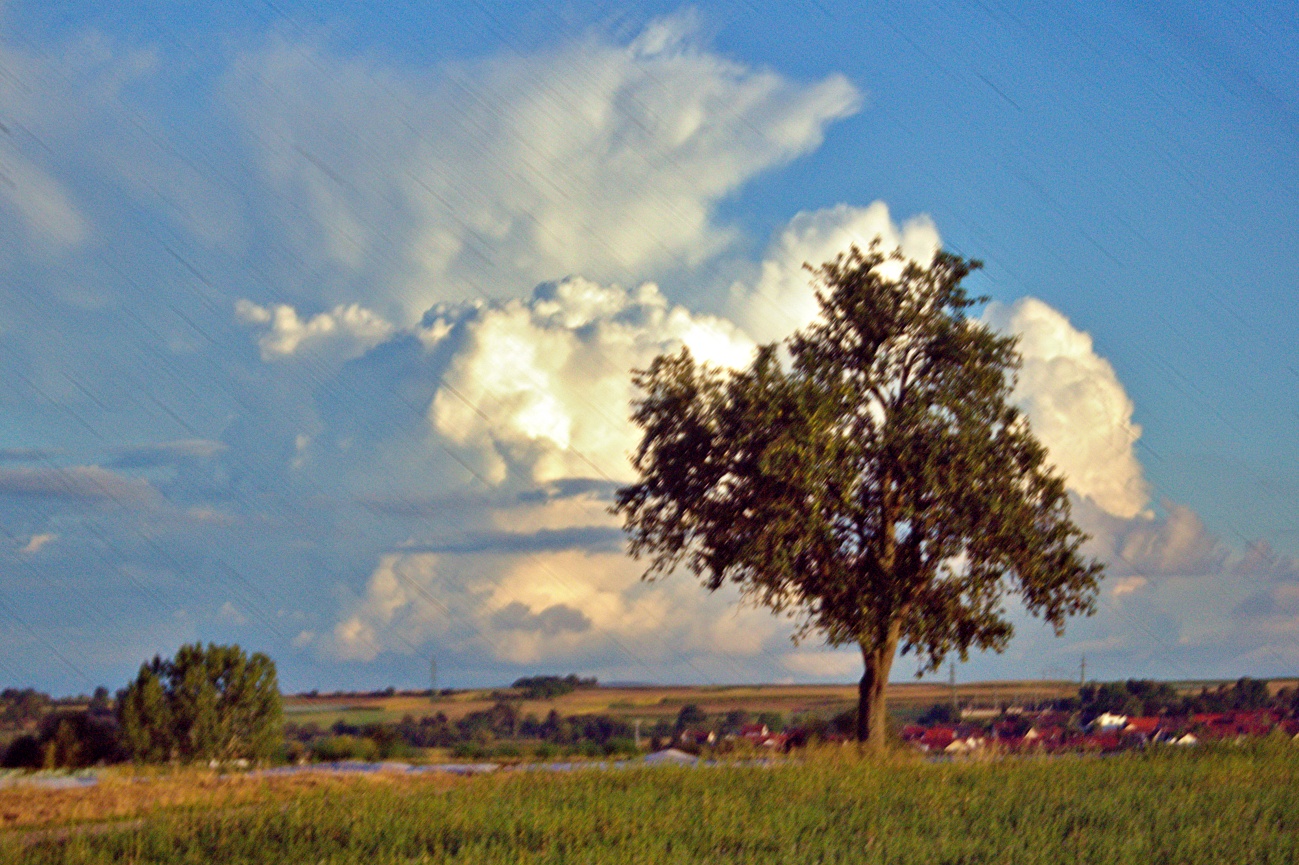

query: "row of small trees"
(1, 643), (282, 768)
(509, 674), (599, 700)
(288, 703), (793, 763)
(1080, 677), (1279, 720)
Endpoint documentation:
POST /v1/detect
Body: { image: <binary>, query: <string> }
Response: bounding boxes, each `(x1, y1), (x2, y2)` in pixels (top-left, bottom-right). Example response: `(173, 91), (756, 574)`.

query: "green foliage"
(311, 735), (380, 762)
(296, 704), (635, 759)
(674, 703), (707, 731)
(1199, 677), (1271, 712)
(720, 709), (751, 734)
(118, 658), (173, 763)
(116, 643), (282, 764)
(0, 734), (42, 769)
(511, 675), (598, 700)
(617, 244), (1102, 745)
(456, 701), (521, 741)
(87, 686), (111, 715)
(9, 744), (1299, 863)
(393, 712), (455, 748)
(1079, 677), (1278, 719)
(917, 703), (959, 726)
(1, 709), (122, 769)
(0, 687), (51, 728)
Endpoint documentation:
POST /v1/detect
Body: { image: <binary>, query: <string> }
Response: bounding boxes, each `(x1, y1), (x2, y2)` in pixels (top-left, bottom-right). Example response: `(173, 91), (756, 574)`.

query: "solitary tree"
(117, 643), (282, 764)
(615, 245), (1103, 749)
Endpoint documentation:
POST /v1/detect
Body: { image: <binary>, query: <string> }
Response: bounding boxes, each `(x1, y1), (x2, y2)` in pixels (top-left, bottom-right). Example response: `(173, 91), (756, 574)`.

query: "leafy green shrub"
(451, 742), (487, 760)
(311, 735), (378, 762)
(602, 737), (638, 757)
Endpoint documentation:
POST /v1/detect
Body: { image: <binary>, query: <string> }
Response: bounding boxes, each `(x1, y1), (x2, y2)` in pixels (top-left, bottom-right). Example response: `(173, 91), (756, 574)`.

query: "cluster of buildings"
(677, 722), (788, 750)
(900, 708), (1299, 755)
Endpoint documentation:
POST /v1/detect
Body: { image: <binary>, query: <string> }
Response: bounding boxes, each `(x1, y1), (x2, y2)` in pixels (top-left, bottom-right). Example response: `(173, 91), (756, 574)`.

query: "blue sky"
(0, 1), (1295, 695)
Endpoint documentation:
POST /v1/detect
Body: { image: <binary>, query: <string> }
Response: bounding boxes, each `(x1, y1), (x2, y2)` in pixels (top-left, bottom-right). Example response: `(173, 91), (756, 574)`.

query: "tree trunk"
(856, 623), (901, 751)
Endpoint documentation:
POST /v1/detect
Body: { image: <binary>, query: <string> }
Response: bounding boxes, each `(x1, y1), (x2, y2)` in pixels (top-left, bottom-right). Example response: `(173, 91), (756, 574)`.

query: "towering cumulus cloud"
(983, 299), (1150, 518)
(229, 13), (861, 320)
(240, 199), (1167, 672)
(432, 277), (754, 485)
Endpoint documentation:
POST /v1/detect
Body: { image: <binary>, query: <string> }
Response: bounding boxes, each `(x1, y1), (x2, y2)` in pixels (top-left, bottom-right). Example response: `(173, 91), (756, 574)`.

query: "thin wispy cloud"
(0, 466), (158, 505)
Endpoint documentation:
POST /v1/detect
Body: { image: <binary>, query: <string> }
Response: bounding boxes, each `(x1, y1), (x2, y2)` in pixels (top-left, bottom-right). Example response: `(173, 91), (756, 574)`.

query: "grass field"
(4, 739), (1297, 863)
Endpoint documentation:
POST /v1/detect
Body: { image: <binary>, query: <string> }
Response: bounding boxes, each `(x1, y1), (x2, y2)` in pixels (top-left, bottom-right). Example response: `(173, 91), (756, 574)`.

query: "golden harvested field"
(284, 680), (1086, 727)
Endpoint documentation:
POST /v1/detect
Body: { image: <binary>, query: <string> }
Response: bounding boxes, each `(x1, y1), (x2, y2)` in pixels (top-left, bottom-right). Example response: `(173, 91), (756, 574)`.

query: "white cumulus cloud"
(782, 650), (863, 679)
(984, 298), (1150, 518)
(330, 552), (453, 662)
(235, 299), (395, 361)
(431, 276), (754, 485)
(327, 540), (787, 674)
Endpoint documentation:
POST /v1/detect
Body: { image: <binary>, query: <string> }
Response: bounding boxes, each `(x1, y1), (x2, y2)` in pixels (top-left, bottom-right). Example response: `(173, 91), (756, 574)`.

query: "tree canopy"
(511, 674), (598, 700)
(117, 642), (282, 764)
(615, 244), (1103, 747)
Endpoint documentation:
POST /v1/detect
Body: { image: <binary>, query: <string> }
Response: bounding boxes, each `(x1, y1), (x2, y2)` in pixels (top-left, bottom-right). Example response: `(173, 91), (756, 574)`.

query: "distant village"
(895, 706), (1295, 755)
(675, 677), (1299, 756)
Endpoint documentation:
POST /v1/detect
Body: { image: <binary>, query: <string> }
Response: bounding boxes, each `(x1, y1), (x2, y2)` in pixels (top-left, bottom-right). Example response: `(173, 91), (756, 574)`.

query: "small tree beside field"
(117, 642), (282, 764)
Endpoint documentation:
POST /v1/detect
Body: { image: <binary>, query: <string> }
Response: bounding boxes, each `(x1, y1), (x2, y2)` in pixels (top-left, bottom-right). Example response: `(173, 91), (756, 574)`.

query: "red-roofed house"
(678, 728), (716, 747)
(1023, 726), (1067, 750)
(1081, 732), (1122, 752)
(1231, 710), (1276, 736)
(919, 727), (956, 752)
(1122, 716), (1163, 742)
(900, 725), (927, 743)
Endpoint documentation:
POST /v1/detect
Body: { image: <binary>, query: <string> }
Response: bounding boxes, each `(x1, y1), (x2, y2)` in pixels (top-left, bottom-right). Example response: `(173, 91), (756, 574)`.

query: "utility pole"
(634, 719), (642, 750)
(430, 657), (438, 702)
(950, 662), (958, 716)
(1080, 656), (1086, 691)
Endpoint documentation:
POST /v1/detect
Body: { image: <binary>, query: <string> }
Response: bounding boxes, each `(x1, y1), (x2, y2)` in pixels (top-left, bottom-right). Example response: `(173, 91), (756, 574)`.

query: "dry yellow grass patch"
(0, 768), (462, 832)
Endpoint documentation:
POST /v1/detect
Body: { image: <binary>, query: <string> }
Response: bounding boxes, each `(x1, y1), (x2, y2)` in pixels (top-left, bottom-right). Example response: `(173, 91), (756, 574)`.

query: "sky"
(0, 0), (1296, 696)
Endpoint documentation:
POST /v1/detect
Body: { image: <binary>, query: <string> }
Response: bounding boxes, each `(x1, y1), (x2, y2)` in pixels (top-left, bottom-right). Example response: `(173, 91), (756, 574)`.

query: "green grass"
(8, 740), (1299, 863)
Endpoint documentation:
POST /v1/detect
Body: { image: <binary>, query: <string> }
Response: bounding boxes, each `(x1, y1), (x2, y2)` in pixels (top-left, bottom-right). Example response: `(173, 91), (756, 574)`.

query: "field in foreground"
(4, 741), (1298, 864)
